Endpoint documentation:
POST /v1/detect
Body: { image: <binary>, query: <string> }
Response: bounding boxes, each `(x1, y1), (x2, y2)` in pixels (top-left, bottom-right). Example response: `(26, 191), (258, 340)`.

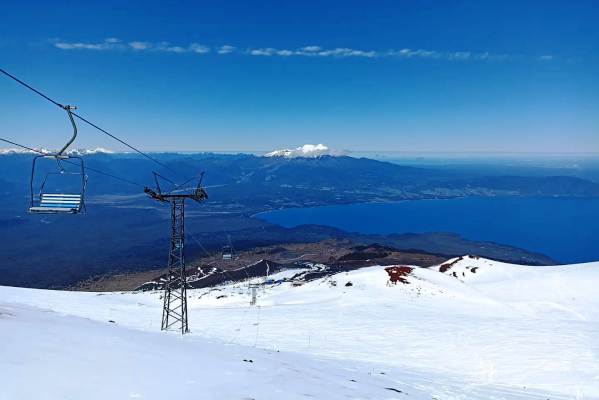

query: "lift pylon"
(145, 172), (208, 334)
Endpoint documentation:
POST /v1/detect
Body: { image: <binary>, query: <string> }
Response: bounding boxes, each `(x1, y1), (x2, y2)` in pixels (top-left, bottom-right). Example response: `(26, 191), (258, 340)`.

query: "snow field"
(1, 256), (598, 399)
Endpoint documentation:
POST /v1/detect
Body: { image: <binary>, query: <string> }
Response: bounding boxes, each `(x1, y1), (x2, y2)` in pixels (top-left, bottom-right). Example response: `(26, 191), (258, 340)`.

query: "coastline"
(254, 196), (599, 264)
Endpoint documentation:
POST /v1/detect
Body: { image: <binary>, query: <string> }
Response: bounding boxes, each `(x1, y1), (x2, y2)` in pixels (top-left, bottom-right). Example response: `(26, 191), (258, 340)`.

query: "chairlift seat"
(28, 106), (86, 215)
(29, 193), (83, 214)
(222, 243), (233, 260)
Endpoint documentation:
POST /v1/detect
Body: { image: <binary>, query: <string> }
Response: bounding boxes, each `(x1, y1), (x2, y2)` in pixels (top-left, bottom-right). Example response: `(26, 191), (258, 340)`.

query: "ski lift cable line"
(187, 233), (213, 259)
(0, 137), (40, 154)
(0, 136), (145, 188)
(74, 163), (145, 188)
(0, 67), (180, 179)
(172, 172), (205, 192)
(188, 232), (265, 346)
(187, 233), (254, 345)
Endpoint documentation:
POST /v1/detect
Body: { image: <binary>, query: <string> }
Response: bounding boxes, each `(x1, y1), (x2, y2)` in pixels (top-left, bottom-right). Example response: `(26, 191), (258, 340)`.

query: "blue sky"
(1, 0), (598, 153)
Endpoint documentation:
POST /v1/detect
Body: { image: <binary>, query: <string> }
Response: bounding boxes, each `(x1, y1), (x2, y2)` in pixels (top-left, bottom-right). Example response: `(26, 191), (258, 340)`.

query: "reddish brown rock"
(385, 266), (413, 285)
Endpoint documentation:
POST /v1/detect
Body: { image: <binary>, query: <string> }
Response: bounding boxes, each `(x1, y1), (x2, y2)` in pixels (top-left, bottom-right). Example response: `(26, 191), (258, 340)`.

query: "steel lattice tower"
(145, 172), (207, 334)
(162, 198), (188, 333)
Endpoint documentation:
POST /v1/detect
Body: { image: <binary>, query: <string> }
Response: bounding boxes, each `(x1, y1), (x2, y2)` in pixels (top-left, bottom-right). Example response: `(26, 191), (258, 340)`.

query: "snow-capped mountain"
(66, 147), (114, 155)
(265, 144), (344, 158)
(1, 256), (597, 399)
(0, 147), (51, 155)
(0, 147), (113, 155)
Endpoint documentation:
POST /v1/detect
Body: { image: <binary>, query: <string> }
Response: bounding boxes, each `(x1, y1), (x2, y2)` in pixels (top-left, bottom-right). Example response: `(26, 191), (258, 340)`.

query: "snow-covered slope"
(1, 256), (598, 399)
(2, 303), (402, 400)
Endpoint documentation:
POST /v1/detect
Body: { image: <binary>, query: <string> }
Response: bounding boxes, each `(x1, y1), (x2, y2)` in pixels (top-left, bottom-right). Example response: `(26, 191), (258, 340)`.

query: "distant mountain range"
(3, 152), (599, 200)
(1, 152), (597, 288)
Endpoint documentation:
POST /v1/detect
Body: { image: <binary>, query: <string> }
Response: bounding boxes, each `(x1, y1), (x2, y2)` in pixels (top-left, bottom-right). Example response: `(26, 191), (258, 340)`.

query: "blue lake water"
(257, 197), (599, 264)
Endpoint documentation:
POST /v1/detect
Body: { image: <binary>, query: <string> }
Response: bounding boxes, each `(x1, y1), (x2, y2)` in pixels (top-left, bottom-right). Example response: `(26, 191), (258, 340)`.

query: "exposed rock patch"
(385, 266), (414, 285)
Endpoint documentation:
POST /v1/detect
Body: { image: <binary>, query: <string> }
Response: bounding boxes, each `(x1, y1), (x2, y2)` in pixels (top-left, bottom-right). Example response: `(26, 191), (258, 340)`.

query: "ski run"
(1, 256), (598, 399)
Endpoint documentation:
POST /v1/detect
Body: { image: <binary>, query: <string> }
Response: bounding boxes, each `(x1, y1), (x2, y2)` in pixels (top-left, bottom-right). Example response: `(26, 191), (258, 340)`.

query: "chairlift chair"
(221, 234), (235, 260)
(222, 245), (233, 260)
(29, 105), (87, 214)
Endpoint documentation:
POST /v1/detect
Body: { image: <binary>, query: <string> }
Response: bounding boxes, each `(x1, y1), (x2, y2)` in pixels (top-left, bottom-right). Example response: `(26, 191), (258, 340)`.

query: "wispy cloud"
(301, 46), (322, 52)
(52, 38), (212, 55)
(249, 48), (276, 56)
(217, 45), (236, 54)
(189, 43), (210, 54)
(51, 38), (547, 62)
(242, 46), (510, 60)
(129, 41), (152, 50)
(247, 46), (377, 58)
(54, 38), (125, 51)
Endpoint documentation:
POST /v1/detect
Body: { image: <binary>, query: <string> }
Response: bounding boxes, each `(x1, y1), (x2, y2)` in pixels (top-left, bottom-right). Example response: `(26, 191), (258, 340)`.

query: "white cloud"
(53, 38), (124, 51)
(389, 48), (442, 59)
(129, 41), (152, 50)
(301, 46), (322, 52)
(386, 48), (517, 61)
(316, 47), (377, 57)
(247, 46), (378, 58)
(250, 48), (276, 56)
(189, 43), (210, 54)
(448, 51), (471, 60)
(156, 42), (187, 53)
(54, 42), (93, 50)
(217, 45), (236, 54)
(54, 38), (212, 55)
(51, 38), (547, 62)
(276, 49), (294, 56)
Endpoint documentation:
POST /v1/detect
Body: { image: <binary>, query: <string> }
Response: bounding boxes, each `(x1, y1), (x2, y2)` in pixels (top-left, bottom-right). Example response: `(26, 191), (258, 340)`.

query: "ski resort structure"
(145, 173), (208, 333)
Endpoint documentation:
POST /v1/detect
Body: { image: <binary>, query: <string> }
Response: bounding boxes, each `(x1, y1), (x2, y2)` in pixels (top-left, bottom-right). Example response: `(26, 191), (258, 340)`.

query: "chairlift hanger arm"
(57, 105), (77, 156)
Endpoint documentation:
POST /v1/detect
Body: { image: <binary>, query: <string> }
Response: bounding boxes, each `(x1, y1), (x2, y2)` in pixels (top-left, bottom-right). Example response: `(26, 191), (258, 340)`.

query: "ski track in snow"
(1, 256), (598, 399)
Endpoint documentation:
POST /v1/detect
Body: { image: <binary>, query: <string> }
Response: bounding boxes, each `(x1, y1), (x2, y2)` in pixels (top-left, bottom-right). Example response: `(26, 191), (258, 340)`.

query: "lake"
(257, 197), (599, 264)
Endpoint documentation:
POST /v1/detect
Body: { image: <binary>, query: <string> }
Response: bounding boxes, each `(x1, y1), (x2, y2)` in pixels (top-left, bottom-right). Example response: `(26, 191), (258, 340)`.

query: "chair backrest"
(39, 193), (82, 211)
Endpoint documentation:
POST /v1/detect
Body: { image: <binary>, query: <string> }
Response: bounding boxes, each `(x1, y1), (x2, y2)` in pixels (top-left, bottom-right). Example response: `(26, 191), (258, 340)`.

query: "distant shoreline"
(255, 196), (599, 264)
